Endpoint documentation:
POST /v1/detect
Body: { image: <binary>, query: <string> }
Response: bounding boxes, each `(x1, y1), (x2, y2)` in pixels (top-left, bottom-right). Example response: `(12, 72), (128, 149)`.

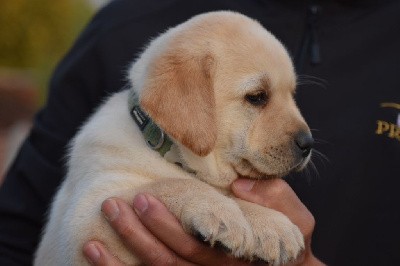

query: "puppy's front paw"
(247, 207), (304, 266)
(180, 197), (254, 258)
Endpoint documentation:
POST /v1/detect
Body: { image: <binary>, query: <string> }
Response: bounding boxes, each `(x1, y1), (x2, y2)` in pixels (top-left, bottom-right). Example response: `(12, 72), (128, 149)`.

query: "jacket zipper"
(295, 4), (322, 72)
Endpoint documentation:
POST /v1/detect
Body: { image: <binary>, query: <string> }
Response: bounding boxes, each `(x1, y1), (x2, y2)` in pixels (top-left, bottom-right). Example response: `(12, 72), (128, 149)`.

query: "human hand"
(232, 178), (325, 266)
(83, 179), (324, 265)
(83, 195), (252, 265)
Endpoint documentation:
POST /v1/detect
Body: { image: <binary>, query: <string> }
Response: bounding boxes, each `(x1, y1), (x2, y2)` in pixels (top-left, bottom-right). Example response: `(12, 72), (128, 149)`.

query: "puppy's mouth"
(233, 156), (310, 180)
(233, 159), (277, 180)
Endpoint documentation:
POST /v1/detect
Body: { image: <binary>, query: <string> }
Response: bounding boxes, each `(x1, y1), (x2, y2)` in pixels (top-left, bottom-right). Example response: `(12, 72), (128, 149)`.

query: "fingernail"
(85, 243), (100, 264)
(133, 194), (149, 214)
(234, 179), (255, 192)
(102, 199), (120, 221)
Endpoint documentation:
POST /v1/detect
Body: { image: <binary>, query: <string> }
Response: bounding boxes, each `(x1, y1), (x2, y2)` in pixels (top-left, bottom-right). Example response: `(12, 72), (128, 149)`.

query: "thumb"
(232, 178), (315, 242)
(231, 179), (264, 205)
(231, 178), (294, 208)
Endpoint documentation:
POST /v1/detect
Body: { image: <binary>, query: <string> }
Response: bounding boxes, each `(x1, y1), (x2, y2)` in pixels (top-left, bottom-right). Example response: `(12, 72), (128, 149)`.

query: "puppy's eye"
(245, 91), (268, 107)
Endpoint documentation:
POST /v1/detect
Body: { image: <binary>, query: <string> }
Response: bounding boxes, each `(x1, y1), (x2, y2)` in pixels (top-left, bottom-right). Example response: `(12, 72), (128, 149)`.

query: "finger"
(232, 178), (295, 207)
(232, 178), (306, 215)
(232, 179), (318, 265)
(133, 193), (250, 266)
(101, 197), (191, 266)
(232, 179), (315, 238)
(83, 241), (125, 266)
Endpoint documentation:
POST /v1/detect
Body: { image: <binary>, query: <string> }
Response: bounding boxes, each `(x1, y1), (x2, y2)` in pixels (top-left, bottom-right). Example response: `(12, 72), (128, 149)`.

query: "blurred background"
(0, 0), (110, 182)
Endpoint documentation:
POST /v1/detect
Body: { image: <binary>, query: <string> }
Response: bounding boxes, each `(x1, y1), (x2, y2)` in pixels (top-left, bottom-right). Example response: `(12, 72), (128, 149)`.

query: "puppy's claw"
(214, 241), (232, 253)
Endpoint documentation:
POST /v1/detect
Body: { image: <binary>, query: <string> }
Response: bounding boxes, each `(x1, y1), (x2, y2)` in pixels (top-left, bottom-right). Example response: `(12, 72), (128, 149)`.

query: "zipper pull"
(308, 5), (321, 65)
(295, 4), (322, 72)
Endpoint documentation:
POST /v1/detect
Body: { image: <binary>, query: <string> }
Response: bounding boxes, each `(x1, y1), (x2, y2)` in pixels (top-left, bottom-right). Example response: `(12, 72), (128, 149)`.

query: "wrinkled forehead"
(216, 50), (297, 96)
(213, 21), (296, 93)
(234, 72), (296, 96)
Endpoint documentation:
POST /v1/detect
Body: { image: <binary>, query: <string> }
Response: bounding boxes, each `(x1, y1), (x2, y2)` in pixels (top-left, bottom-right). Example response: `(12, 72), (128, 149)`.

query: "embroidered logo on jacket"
(376, 102), (400, 141)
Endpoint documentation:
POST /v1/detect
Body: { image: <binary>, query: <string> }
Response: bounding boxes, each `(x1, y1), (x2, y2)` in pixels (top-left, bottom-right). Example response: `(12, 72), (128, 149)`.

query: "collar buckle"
(146, 124), (165, 150)
(130, 104), (173, 156)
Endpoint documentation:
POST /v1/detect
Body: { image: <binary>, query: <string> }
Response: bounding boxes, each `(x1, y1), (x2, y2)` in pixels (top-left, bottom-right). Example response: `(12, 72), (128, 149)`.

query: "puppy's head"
(130, 11), (313, 184)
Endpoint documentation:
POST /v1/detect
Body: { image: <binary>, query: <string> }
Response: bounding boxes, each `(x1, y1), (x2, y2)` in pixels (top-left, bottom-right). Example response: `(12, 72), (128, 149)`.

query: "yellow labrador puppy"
(35, 11), (313, 266)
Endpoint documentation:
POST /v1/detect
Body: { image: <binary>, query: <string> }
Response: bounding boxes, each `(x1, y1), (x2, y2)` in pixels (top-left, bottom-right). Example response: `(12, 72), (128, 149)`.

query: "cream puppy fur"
(34, 11), (313, 266)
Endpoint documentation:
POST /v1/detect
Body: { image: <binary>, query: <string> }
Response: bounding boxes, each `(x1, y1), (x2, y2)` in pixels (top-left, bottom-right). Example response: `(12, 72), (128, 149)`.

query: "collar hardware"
(129, 104), (173, 156)
(145, 122), (166, 150)
(128, 92), (196, 175)
(130, 106), (150, 131)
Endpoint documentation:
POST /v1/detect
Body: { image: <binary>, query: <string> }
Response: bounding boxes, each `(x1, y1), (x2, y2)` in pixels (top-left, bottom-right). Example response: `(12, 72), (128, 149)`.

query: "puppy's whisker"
(297, 79), (327, 86)
(297, 74), (328, 90)
(313, 138), (331, 145)
(297, 74), (328, 84)
(312, 149), (330, 165)
(302, 163), (312, 184)
(293, 149), (328, 183)
(297, 81), (328, 90)
(306, 159), (320, 183)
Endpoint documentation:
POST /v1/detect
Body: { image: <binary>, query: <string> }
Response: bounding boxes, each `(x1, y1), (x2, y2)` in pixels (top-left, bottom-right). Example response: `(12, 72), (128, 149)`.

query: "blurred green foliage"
(0, 0), (94, 104)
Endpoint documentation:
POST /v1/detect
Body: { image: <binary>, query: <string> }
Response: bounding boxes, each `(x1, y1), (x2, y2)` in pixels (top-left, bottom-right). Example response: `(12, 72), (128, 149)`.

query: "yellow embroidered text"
(376, 120), (400, 141)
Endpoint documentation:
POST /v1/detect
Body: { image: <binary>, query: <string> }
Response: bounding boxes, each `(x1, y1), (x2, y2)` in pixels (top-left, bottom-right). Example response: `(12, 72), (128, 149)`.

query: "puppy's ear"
(140, 51), (216, 156)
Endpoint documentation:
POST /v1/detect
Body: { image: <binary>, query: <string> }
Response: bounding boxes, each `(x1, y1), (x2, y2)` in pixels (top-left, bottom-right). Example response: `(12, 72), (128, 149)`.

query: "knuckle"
(163, 255), (178, 266)
(180, 242), (204, 258)
(309, 212), (316, 227)
(300, 210), (315, 239)
(267, 179), (289, 197)
(117, 222), (136, 239)
(148, 251), (178, 266)
(305, 212), (316, 235)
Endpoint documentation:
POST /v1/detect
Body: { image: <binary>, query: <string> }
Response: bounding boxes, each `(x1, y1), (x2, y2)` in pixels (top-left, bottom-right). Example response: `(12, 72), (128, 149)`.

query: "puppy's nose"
(295, 131), (314, 158)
